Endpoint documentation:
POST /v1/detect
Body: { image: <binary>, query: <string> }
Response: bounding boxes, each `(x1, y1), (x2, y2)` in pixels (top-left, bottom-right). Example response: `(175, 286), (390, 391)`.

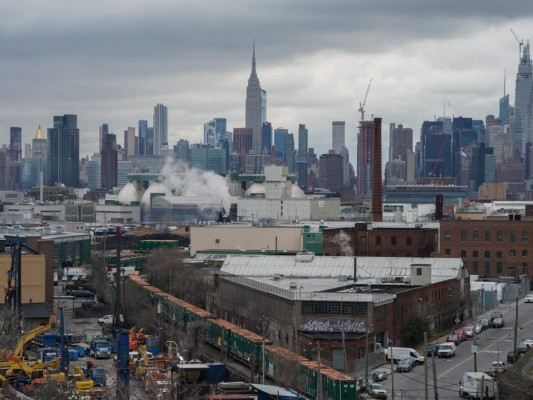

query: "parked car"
(453, 329), (467, 342)
(70, 289), (95, 298)
(492, 317), (505, 328)
(464, 325), (474, 338)
(507, 350), (521, 364)
(490, 311), (503, 324)
(447, 334), (461, 345)
(396, 357), (416, 373)
(81, 300), (105, 310)
(98, 315), (116, 325)
(480, 318), (490, 330)
(371, 368), (388, 382)
(525, 294), (533, 303)
(437, 343), (456, 358)
(518, 341), (529, 353)
(486, 361), (507, 377)
(357, 377), (374, 394)
(367, 383), (388, 399)
(521, 338), (533, 348)
(426, 343), (441, 357)
(474, 322), (482, 334)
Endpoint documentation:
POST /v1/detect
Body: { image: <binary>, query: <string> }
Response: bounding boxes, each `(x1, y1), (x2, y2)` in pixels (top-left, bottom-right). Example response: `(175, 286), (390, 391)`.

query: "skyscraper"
(233, 128), (253, 172)
(296, 124), (308, 189)
(357, 121), (374, 200)
(261, 122), (272, 153)
(138, 120), (148, 155)
(46, 114), (80, 187)
(245, 42), (267, 154)
(513, 40), (533, 159)
(101, 133), (117, 189)
(332, 121), (345, 154)
(99, 123), (109, 152)
(153, 103), (168, 156)
(123, 126), (136, 160)
(9, 127), (22, 190)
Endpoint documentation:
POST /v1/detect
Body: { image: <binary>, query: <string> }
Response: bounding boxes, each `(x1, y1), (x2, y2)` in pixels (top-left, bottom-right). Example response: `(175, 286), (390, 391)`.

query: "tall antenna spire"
(250, 37), (257, 78)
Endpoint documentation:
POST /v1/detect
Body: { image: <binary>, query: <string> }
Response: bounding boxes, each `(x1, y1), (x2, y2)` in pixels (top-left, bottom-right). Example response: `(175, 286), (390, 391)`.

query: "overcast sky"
(2, 0), (533, 160)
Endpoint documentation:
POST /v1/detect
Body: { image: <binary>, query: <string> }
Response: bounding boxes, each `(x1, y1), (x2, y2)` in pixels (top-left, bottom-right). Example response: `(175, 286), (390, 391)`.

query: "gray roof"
(251, 384), (299, 397)
(221, 255), (465, 283)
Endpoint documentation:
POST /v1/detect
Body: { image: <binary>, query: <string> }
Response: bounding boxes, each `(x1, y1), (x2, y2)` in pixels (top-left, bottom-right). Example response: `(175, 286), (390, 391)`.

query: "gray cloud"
(1, 1), (533, 160)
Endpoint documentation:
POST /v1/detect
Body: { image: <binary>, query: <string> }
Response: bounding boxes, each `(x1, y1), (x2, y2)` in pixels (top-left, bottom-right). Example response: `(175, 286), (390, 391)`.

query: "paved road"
(376, 298), (533, 399)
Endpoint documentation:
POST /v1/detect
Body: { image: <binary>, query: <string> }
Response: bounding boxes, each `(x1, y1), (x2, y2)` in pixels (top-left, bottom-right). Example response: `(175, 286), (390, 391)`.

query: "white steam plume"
(332, 230), (353, 256)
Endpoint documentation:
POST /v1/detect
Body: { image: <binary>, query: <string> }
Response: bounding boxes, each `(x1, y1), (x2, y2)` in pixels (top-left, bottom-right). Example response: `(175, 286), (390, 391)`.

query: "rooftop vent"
(296, 251), (314, 262)
(273, 274), (281, 280)
(43, 227), (52, 235)
(338, 275), (348, 282)
(289, 281), (297, 289)
(56, 226), (64, 234)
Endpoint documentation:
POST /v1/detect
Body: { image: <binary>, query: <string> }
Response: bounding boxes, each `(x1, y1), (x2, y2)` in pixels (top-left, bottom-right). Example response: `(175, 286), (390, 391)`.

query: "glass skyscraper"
(46, 114), (80, 187)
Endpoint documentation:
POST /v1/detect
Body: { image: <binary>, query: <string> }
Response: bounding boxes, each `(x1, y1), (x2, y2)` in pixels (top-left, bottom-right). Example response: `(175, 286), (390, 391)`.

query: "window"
(472, 231), (479, 241)
(485, 262), (490, 274)
(406, 236), (412, 246)
(376, 236), (381, 245)
(461, 250), (467, 257)
(496, 231), (503, 242)
(484, 231), (491, 241)
(445, 230), (451, 241)
(391, 236), (397, 246)
(445, 249), (451, 255)
(473, 261), (478, 274)
(473, 250), (478, 257)
(523, 249), (528, 257)
(360, 236), (367, 245)
(461, 231), (467, 241)
(215, 239), (220, 244)
(522, 231), (528, 243)
(510, 231), (516, 242)
(417, 268), (422, 276)
(510, 249), (516, 256)
(497, 262), (502, 273)
(484, 250), (491, 258)
(496, 250), (503, 259)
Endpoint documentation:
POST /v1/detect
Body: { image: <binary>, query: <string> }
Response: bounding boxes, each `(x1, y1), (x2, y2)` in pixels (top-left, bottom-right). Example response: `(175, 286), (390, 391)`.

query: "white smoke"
(159, 157), (231, 212)
(333, 230), (353, 256)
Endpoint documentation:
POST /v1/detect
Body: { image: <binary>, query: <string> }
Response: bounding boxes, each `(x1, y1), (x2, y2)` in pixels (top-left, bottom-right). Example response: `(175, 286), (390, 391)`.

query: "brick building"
(436, 218), (533, 289)
(322, 223), (438, 258)
(208, 254), (468, 373)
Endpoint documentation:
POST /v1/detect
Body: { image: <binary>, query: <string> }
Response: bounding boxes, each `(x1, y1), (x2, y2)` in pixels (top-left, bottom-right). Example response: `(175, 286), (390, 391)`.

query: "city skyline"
(1, 1), (533, 158)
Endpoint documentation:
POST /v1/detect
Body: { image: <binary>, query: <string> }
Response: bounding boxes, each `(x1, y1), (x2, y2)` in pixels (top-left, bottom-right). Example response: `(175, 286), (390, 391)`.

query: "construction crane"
(510, 28), (523, 58)
(358, 77), (373, 121)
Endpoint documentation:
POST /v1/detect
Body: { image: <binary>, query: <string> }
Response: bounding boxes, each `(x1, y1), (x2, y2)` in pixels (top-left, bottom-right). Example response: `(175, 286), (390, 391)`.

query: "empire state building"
(245, 43), (267, 154)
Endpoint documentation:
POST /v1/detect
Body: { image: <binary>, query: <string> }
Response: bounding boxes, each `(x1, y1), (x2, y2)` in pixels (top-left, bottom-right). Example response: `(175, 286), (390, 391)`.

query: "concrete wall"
(0, 254), (46, 304)
(190, 226), (303, 255)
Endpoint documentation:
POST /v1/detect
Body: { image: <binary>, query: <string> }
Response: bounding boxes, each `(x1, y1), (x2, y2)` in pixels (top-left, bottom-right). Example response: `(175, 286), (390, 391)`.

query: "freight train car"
(129, 273), (357, 400)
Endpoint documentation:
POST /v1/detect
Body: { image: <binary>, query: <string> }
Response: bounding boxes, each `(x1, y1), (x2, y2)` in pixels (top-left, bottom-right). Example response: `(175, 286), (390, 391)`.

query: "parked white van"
(385, 347), (425, 364)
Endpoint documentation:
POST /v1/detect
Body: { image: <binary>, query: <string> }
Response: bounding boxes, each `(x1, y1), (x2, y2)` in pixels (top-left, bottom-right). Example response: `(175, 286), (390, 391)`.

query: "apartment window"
(497, 262), (502, 273)
(473, 250), (478, 257)
(522, 231), (529, 243)
(376, 236), (381, 245)
(215, 239), (220, 244)
(496, 250), (503, 259)
(510, 249), (516, 256)
(461, 230), (467, 241)
(485, 261), (490, 274)
(461, 250), (467, 257)
(473, 261), (479, 274)
(445, 249), (451, 255)
(445, 230), (451, 241)
(391, 236), (397, 245)
(406, 236), (412, 246)
(417, 268), (422, 276)
(510, 231), (516, 242)
(472, 231), (479, 241)
(484, 250), (491, 258)
(523, 249), (528, 257)
(496, 231), (503, 242)
(484, 231), (491, 241)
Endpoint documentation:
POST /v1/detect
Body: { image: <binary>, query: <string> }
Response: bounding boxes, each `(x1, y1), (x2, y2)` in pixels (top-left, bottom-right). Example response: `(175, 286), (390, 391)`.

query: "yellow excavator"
(70, 366), (95, 391)
(2, 360), (65, 384)
(2, 324), (52, 362)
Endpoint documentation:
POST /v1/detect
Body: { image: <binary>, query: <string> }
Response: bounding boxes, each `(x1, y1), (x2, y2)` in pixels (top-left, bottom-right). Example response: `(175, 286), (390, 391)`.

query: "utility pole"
(513, 294), (519, 364)
(316, 343), (322, 400)
(341, 329), (348, 374)
(390, 342), (395, 400)
(424, 332), (428, 400)
(432, 349), (439, 400)
(365, 313), (369, 383)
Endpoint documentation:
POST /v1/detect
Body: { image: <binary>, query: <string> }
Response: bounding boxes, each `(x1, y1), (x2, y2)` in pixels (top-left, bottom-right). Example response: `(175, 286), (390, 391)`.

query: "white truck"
(459, 372), (495, 399)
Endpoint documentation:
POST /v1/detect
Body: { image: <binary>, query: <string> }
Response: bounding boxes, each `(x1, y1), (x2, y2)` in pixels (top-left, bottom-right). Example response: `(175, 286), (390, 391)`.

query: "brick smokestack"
(372, 117), (383, 222)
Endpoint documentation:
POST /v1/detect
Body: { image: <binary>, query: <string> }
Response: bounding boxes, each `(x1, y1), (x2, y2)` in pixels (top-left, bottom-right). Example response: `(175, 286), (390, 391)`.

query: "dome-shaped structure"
(140, 181), (173, 216)
(291, 185), (306, 198)
(244, 183), (266, 198)
(118, 182), (139, 205)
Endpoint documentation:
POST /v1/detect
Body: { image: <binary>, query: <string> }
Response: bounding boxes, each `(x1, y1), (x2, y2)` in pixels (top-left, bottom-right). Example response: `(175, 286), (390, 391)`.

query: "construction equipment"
(7, 324), (52, 362)
(71, 365), (95, 391)
(511, 28), (524, 58)
(144, 370), (172, 399)
(358, 77), (373, 121)
(129, 327), (148, 351)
